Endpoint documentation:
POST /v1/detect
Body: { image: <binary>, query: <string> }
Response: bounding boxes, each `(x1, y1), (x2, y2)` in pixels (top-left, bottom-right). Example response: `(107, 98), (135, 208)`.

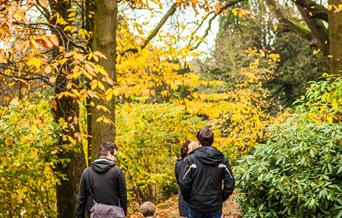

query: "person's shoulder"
(175, 158), (183, 167)
(210, 146), (229, 163)
(112, 165), (125, 176)
(176, 158), (183, 163)
(80, 166), (92, 180)
(83, 166), (91, 174)
(186, 153), (197, 164)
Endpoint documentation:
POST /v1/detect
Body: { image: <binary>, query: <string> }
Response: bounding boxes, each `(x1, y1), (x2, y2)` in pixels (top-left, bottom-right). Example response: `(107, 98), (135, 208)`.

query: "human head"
(139, 201), (156, 217)
(180, 141), (190, 159)
(196, 128), (214, 146)
(187, 141), (201, 154)
(98, 142), (117, 161)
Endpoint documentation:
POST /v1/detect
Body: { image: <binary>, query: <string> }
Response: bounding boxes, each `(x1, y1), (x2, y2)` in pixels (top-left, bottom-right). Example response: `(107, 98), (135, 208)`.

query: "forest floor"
(130, 193), (240, 218)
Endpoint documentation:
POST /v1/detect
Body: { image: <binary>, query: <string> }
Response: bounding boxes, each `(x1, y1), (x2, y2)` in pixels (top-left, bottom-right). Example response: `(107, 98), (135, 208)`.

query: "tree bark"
(91, 0), (117, 160)
(296, 5), (329, 55)
(53, 75), (85, 218)
(292, 0), (328, 21)
(48, 1), (86, 217)
(329, 0), (342, 74)
(266, 0), (313, 41)
(266, 0), (331, 56)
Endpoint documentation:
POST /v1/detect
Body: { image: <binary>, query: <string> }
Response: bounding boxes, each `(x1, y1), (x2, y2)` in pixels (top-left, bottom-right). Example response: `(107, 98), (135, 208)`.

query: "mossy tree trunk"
(329, 0), (342, 74)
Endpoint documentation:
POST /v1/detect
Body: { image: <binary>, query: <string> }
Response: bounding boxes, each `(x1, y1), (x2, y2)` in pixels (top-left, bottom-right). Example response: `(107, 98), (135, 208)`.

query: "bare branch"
(34, 1), (51, 21)
(122, 2), (178, 54)
(14, 22), (87, 52)
(190, 0), (244, 50)
(0, 65), (53, 86)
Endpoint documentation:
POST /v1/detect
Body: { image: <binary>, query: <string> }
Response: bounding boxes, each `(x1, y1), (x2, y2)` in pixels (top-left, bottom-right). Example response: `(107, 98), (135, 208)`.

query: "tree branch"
(292, 0), (328, 22)
(190, 0), (245, 50)
(296, 4), (329, 55)
(34, 1), (51, 21)
(122, 2), (178, 54)
(0, 65), (53, 86)
(266, 0), (312, 41)
(14, 22), (87, 52)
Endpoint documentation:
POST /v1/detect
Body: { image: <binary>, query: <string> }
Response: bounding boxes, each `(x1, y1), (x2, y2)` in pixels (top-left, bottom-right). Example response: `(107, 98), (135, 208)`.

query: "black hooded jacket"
(180, 146), (235, 213)
(76, 158), (127, 218)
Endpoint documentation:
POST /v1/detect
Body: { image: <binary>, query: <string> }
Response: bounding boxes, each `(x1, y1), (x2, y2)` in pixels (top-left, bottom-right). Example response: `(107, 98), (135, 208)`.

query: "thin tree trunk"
(85, 0), (95, 162)
(329, 0), (342, 74)
(91, 0), (117, 160)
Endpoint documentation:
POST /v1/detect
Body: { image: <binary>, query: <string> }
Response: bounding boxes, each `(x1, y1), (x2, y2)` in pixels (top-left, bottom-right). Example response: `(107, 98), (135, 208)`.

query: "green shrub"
(235, 77), (342, 217)
(0, 99), (59, 217)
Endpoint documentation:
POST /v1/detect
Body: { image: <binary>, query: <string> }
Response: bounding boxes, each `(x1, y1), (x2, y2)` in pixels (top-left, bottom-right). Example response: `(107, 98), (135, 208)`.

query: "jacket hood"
(91, 158), (115, 174)
(189, 146), (225, 166)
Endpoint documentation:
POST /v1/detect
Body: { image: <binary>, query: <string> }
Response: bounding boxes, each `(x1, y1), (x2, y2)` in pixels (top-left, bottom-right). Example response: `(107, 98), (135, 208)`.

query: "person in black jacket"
(76, 142), (127, 218)
(175, 141), (190, 217)
(180, 128), (235, 218)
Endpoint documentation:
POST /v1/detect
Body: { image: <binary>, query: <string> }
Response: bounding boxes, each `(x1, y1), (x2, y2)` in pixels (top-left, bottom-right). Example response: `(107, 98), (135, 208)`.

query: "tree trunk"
(48, 1), (86, 217)
(91, 0), (117, 160)
(52, 67), (85, 218)
(53, 78), (85, 218)
(329, 0), (342, 74)
(296, 5), (329, 55)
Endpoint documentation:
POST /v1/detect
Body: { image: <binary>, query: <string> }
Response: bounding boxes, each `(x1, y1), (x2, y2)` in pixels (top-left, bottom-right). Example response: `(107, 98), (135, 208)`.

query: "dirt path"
(129, 193), (240, 218)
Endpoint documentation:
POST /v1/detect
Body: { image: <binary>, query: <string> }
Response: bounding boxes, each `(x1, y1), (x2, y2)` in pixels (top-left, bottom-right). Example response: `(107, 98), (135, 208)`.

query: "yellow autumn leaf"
(313, 49), (320, 55)
(98, 67), (108, 76)
(106, 92), (113, 101)
(161, 90), (168, 97)
(112, 89), (119, 96)
(98, 81), (105, 91)
(231, 8), (238, 16)
(331, 102), (338, 109)
(27, 57), (42, 68)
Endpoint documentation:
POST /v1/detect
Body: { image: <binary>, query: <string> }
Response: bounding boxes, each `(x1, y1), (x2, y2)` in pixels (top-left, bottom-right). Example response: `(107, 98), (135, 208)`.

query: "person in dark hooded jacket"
(76, 142), (127, 218)
(180, 128), (234, 218)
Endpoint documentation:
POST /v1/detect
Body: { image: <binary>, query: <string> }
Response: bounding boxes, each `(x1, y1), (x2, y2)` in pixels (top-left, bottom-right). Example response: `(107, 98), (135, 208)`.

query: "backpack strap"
(84, 167), (96, 203)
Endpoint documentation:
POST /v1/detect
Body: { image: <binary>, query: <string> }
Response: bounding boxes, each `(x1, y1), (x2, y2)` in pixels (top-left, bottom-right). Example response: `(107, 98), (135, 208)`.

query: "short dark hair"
(196, 128), (214, 146)
(98, 142), (117, 157)
(140, 201), (155, 217)
(180, 141), (190, 159)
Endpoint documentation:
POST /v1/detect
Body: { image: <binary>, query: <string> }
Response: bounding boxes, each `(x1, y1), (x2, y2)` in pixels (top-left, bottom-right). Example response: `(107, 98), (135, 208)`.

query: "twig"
(190, 0), (244, 51)
(122, 2), (178, 54)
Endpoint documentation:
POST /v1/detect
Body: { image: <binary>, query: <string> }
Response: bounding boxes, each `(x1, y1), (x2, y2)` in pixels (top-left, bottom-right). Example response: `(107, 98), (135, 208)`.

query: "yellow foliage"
(0, 99), (59, 217)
